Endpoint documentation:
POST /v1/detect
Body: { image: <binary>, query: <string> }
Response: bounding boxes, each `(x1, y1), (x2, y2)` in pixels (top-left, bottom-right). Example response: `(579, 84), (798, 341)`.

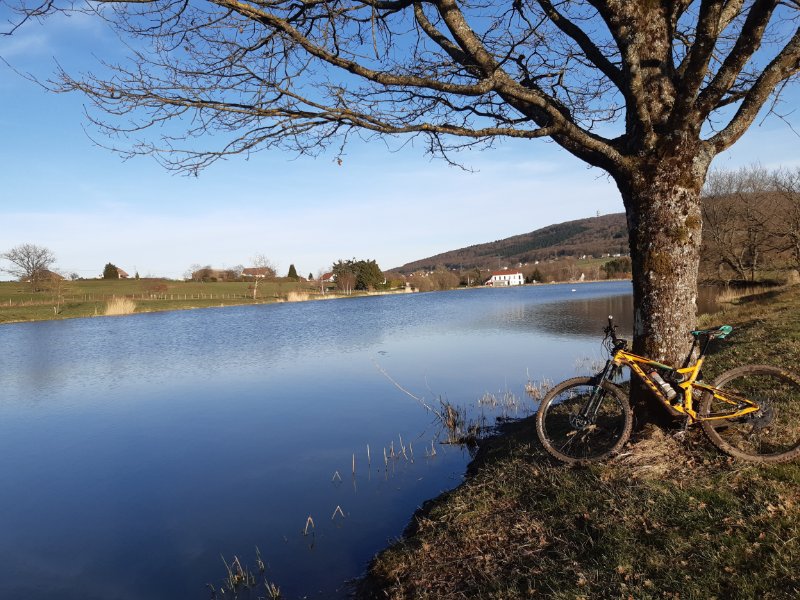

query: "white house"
(486, 270), (524, 286)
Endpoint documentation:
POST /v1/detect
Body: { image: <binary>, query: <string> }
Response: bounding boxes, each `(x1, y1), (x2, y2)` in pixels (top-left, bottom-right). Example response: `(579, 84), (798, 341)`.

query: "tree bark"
(615, 148), (713, 425)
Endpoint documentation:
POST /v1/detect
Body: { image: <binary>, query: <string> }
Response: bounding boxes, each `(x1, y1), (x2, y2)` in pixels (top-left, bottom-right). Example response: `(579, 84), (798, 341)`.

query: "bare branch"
(696, 0), (780, 115)
(1, 0), (797, 176)
(708, 27), (800, 152)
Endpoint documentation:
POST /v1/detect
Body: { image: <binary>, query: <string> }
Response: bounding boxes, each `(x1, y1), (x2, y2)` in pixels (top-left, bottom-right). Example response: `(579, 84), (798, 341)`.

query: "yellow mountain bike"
(535, 316), (800, 464)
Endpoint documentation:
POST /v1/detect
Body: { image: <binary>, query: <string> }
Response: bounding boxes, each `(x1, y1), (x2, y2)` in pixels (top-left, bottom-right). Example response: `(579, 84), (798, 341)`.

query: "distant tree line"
(702, 165), (800, 284)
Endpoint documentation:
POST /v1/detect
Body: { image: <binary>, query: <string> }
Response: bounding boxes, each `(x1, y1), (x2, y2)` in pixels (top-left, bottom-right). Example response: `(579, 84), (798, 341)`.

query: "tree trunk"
(616, 153), (711, 426)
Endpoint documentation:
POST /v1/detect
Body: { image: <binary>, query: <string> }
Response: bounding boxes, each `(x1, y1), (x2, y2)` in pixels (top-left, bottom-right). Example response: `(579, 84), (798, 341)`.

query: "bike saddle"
(690, 325), (733, 339)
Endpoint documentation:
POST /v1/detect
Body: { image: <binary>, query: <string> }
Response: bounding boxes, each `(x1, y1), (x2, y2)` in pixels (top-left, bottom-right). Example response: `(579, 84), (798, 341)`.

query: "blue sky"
(1, 10), (799, 280)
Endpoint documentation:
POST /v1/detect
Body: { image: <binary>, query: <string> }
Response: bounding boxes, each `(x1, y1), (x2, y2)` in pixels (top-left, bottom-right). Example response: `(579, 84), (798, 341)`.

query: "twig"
(373, 360), (443, 419)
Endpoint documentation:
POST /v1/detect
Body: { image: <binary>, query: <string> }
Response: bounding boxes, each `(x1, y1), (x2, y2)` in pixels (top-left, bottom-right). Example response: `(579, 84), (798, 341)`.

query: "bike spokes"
(702, 366), (800, 462)
(537, 380), (632, 463)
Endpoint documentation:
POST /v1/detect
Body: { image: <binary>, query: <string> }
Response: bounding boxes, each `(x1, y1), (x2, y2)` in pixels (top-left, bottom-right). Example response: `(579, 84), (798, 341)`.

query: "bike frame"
(607, 347), (760, 422)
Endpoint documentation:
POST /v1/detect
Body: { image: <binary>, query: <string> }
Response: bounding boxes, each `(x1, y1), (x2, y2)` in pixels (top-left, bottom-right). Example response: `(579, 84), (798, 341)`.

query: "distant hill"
(394, 213), (629, 273)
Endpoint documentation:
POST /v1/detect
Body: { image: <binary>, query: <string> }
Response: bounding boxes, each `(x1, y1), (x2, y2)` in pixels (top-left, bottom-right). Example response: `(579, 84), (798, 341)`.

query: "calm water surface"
(0, 281), (633, 599)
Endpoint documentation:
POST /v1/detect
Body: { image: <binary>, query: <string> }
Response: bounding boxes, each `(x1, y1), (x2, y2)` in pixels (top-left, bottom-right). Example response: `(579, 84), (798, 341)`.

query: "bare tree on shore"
(5, 1), (800, 422)
(1, 244), (57, 290)
(247, 254), (278, 299)
(702, 165), (778, 282)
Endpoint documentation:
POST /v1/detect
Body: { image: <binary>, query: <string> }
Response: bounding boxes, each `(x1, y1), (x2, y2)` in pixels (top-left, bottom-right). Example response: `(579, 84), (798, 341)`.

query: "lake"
(0, 281), (634, 599)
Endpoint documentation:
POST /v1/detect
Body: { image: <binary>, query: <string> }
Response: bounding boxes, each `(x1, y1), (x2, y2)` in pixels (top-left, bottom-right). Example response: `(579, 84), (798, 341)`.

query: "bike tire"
(700, 365), (800, 463)
(536, 377), (633, 464)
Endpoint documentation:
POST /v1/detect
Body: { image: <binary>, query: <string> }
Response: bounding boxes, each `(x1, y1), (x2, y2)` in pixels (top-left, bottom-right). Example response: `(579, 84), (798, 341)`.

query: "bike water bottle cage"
(690, 325), (733, 339)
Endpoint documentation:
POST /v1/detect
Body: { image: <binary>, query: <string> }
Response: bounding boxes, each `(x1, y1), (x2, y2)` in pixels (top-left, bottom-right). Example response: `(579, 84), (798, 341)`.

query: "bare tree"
(335, 271), (357, 295)
(315, 268), (329, 295)
(1, 243), (56, 290)
(230, 264), (245, 279)
(5, 1), (800, 419)
(774, 167), (800, 272)
(702, 165), (777, 282)
(247, 254), (277, 299)
(186, 263), (203, 281)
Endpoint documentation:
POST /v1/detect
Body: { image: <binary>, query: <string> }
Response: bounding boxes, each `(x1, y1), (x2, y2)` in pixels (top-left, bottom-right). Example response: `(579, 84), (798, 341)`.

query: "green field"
(0, 278), (321, 324)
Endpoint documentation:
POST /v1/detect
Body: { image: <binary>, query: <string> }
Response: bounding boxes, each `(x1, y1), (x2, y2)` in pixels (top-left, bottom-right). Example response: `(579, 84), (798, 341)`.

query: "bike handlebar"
(604, 315), (628, 351)
(605, 315), (618, 341)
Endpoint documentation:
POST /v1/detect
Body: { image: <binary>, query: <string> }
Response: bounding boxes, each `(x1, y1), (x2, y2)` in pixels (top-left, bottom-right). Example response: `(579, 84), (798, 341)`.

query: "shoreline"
(357, 284), (800, 599)
(0, 279), (633, 325)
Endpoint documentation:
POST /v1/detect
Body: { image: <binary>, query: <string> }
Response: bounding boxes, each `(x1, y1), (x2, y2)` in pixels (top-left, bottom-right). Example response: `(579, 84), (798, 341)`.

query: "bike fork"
(580, 361), (615, 423)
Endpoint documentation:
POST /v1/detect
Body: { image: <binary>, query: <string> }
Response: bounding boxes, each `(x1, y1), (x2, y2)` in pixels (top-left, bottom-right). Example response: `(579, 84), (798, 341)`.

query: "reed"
(213, 549), (281, 599)
(716, 284), (775, 304)
(303, 516), (315, 536)
(104, 297), (136, 316)
(286, 291), (310, 302)
(525, 377), (554, 400)
(220, 555), (253, 590)
(332, 505), (345, 520)
(399, 434), (408, 460)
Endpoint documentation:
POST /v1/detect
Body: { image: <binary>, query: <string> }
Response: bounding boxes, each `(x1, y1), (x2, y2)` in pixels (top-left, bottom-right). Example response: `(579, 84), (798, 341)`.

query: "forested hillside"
(395, 213), (629, 273)
(396, 165), (800, 285)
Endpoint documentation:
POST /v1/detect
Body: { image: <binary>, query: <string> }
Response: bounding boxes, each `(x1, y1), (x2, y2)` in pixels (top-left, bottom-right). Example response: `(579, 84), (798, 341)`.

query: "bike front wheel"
(700, 365), (800, 463)
(536, 377), (633, 464)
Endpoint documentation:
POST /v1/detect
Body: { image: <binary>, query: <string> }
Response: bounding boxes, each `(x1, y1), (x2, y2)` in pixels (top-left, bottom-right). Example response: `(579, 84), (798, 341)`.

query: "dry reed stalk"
(303, 516), (315, 536)
(332, 470), (342, 482)
(717, 284), (775, 304)
(255, 547), (265, 573)
(104, 297), (136, 316)
(372, 361), (443, 419)
(332, 505), (345, 520)
(367, 444), (371, 467)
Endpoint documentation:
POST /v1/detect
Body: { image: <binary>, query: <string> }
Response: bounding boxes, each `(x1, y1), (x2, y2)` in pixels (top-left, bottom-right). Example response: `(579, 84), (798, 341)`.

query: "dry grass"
(104, 297), (136, 316)
(361, 426), (800, 600)
(285, 291), (310, 302)
(716, 284), (779, 304)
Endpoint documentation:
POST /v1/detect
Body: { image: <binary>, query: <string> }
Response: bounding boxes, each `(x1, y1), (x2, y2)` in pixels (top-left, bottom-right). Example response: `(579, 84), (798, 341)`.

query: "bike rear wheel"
(536, 377), (632, 464)
(700, 365), (800, 463)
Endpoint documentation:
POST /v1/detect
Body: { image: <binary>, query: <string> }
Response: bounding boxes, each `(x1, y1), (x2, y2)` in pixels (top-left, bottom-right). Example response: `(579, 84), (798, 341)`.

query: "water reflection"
(494, 293), (634, 339)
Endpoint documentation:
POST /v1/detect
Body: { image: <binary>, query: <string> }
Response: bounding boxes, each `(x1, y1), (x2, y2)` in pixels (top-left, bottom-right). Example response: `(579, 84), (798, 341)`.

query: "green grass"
(359, 285), (800, 600)
(0, 278), (326, 323)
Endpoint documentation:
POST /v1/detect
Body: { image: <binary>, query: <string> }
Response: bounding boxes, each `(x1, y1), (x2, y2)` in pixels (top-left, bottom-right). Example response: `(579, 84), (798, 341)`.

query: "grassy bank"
(360, 285), (800, 599)
(0, 279), (391, 324)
